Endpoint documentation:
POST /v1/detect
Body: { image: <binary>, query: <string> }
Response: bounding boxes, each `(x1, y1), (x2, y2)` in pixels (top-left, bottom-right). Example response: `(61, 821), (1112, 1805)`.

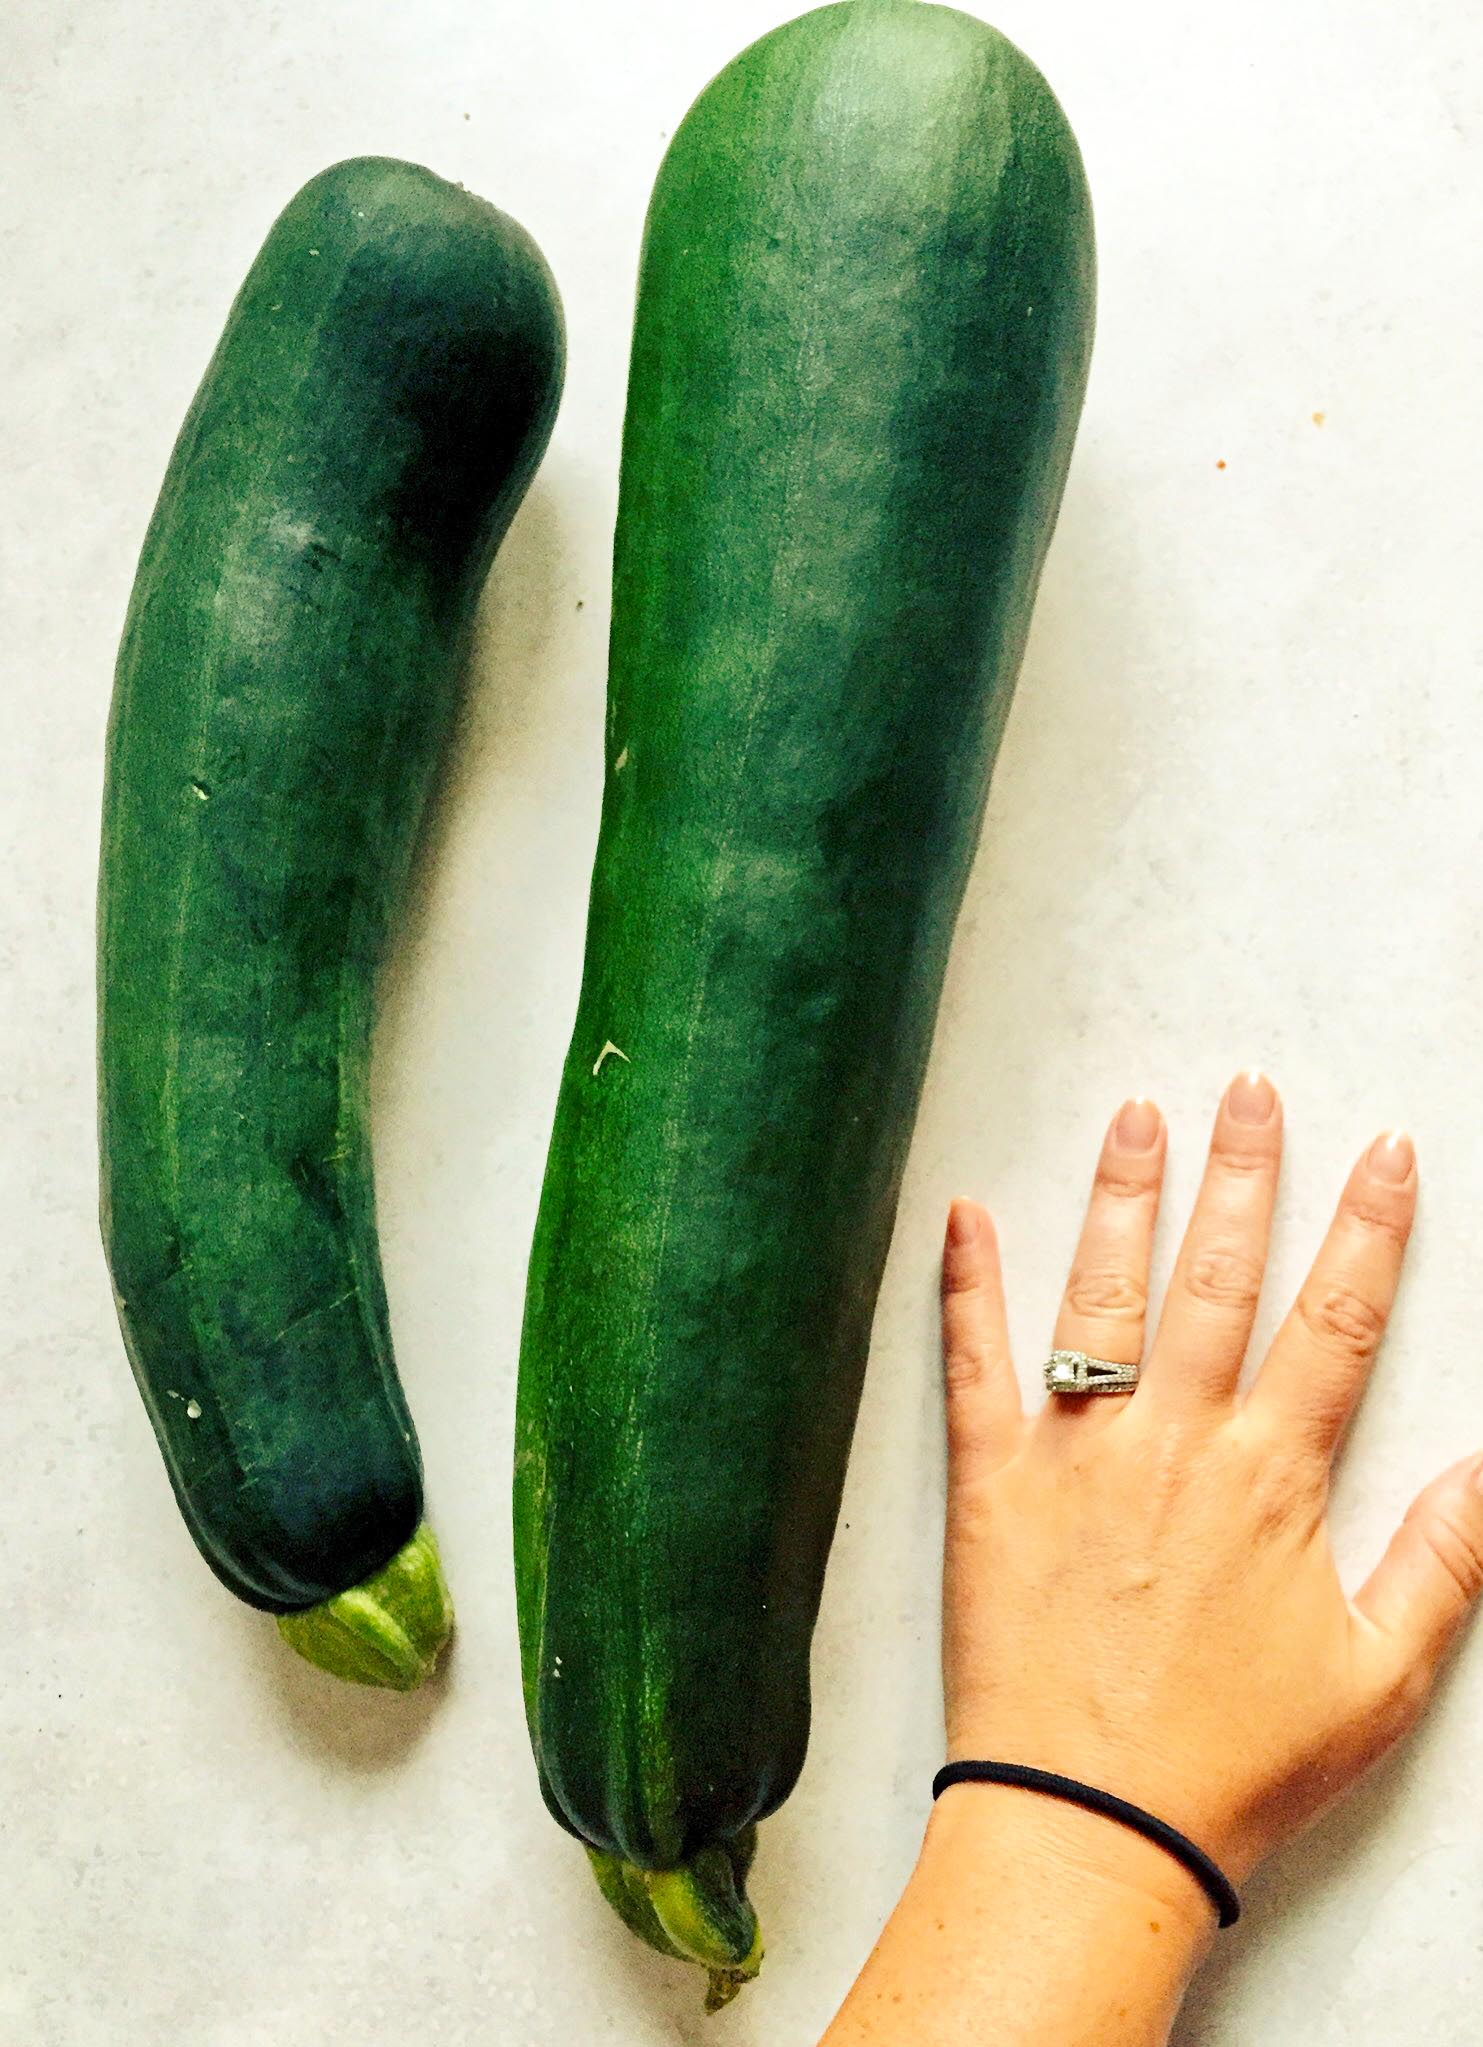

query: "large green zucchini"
(514, 0), (1094, 2001)
(99, 157), (563, 1684)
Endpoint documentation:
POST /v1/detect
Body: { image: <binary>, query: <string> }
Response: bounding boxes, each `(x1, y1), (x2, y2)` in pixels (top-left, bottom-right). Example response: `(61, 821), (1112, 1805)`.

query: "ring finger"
(1047, 1097), (1167, 1405)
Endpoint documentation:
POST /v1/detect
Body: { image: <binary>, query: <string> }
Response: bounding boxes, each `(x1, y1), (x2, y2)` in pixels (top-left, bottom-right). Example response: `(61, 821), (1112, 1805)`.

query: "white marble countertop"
(4, 1), (1481, 2040)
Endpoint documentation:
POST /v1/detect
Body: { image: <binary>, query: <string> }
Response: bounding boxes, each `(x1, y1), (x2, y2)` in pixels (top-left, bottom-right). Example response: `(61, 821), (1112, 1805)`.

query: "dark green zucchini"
(514, 0), (1094, 1995)
(99, 157), (563, 1684)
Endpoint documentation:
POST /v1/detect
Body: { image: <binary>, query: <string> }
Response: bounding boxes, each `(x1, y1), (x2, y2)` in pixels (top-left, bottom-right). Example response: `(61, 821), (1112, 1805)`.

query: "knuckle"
(1208, 1138), (1276, 1180)
(941, 1265), (982, 1302)
(1343, 1196), (1412, 1249)
(946, 1481), (996, 1547)
(1296, 1281), (1387, 1357)
(942, 1339), (987, 1395)
(1064, 1265), (1148, 1323)
(1421, 1508), (1483, 1606)
(944, 1393), (1002, 1475)
(1183, 1243), (1264, 1312)
(1247, 1449), (1320, 1539)
(1095, 1161), (1158, 1202)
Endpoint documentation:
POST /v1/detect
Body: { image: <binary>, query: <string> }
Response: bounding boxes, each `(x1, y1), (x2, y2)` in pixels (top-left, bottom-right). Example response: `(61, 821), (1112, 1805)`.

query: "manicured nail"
(1114, 1097), (1161, 1152)
(947, 1200), (980, 1247)
(1227, 1070), (1276, 1124)
(1368, 1130), (1415, 1184)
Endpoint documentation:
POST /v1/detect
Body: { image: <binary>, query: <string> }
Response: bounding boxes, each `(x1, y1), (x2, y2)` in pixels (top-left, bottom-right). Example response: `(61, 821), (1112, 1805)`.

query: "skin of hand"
(821, 1075), (1483, 2047)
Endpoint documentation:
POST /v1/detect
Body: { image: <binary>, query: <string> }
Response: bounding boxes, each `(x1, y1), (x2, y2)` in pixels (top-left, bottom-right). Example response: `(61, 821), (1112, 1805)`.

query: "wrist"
(923, 1779), (1219, 1961)
(821, 1779), (1216, 2047)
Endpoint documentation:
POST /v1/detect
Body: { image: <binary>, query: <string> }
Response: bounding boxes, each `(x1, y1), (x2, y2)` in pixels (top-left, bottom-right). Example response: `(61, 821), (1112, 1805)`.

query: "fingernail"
(1114, 1097), (1161, 1151)
(1471, 1455), (1483, 1497)
(947, 1200), (980, 1248)
(1368, 1130), (1415, 1184)
(1227, 1070), (1277, 1124)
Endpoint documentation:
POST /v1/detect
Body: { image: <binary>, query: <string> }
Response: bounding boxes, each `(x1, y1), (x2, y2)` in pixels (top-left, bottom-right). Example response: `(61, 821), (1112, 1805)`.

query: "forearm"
(820, 1787), (1213, 2047)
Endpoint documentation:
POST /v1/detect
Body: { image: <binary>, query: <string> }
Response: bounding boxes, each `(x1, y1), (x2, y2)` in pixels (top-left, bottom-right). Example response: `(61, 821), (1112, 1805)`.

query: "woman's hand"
(822, 1077), (1483, 2047)
(940, 1073), (1483, 1884)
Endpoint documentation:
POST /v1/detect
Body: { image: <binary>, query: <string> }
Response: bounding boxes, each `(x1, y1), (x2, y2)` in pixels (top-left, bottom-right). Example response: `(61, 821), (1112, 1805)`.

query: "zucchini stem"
(276, 1521), (453, 1690)
(587, 1831), (763, 2009)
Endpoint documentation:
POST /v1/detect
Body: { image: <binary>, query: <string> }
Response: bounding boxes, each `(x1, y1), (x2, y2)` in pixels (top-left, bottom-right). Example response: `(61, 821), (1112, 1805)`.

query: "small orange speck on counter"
(1216, 459), (1227, 471)
(1312, 411), (1325, 425)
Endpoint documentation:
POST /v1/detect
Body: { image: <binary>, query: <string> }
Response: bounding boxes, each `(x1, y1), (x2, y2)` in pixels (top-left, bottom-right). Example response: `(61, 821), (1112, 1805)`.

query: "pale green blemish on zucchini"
(645, 1844), (763, 2012)
(586, 1848), (688, 1962)
(276, 1521), (453, 1690)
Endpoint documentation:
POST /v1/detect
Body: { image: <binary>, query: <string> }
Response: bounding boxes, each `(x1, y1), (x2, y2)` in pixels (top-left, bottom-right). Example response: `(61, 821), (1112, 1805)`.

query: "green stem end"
(587, 1828), (763, 2011)
(275, 1522), (454, 1690)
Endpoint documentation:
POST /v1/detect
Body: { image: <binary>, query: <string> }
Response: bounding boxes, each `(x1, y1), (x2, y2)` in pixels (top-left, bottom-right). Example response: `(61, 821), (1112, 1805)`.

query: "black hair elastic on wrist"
(932, 1761), (1241, 1929)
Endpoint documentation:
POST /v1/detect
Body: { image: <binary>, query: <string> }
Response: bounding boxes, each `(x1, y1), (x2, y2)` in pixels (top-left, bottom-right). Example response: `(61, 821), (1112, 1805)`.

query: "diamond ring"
(1044, 1349), (1140, 1397)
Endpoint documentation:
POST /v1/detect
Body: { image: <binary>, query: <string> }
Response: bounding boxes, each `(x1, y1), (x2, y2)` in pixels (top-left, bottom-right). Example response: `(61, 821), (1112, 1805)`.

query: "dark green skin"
(100, 158), (563, 1613)
(515, 0), (1095, 1941)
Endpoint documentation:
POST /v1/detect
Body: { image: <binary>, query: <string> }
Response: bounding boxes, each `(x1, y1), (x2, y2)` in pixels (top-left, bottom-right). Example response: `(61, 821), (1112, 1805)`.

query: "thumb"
(1354, 1454), (1483, 1677)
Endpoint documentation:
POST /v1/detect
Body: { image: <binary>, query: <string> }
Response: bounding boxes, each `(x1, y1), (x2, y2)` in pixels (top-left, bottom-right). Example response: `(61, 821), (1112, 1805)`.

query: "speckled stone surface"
(3, 2), (1481, 2041)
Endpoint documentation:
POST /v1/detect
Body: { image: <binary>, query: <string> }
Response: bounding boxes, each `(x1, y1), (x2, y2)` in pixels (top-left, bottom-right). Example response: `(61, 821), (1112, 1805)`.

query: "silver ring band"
(1044, 1349), (1140, 1397)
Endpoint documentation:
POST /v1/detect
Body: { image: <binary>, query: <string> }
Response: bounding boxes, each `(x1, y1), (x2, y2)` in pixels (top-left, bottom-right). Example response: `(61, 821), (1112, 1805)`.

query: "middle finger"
(1147, 1070), (1283, 1405)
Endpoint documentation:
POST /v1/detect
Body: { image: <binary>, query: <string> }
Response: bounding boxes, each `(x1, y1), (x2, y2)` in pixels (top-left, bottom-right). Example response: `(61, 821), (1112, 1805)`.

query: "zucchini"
(99, 157), (563, 1684)
(514, 0), (1094, 1994)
